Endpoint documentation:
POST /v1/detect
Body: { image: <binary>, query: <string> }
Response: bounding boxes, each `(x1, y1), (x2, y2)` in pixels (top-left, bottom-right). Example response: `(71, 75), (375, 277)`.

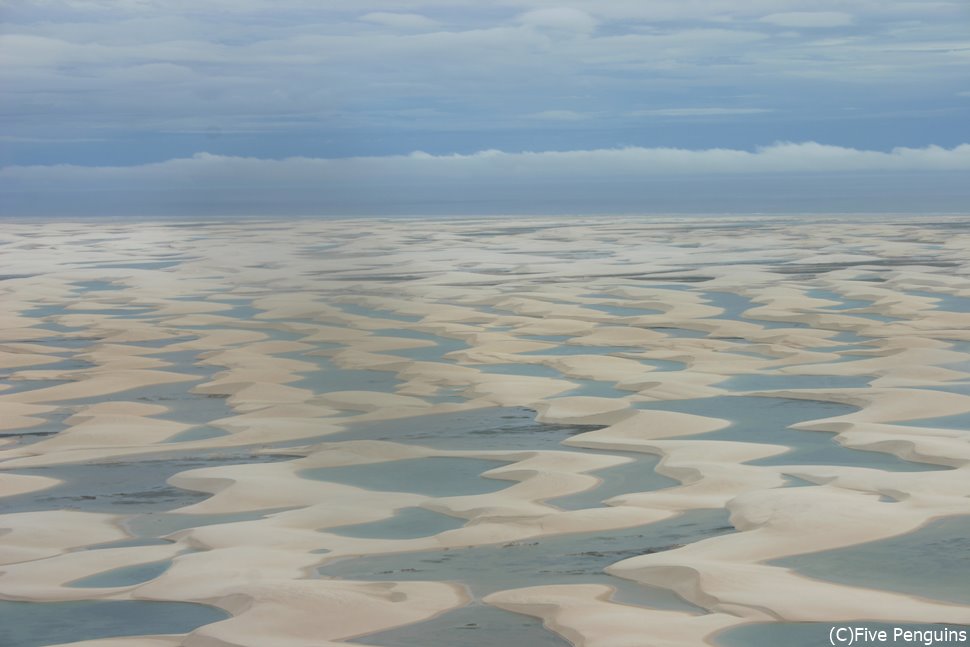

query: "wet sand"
(1, 216), (969, 646)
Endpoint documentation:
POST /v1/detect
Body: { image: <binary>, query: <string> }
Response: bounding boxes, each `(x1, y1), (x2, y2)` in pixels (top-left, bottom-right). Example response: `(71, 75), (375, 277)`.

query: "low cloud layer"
(3, 142), (968, 217)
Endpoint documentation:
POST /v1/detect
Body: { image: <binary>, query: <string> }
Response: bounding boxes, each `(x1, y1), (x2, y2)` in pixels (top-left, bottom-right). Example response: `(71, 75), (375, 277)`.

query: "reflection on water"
(352, 602), (571, 647)
(337, 303), (423, 322)
(638, 395), (944, 472)
(898, 410), (970, 431)
(583, 303), (664, 317)
(328, 506), (466, 540)
(124, 507), (295, 537)
(905, 290), (970, 313)
(548, 456), (678, 510)
(701, 292), (804, 329)
(0, 599), (228, 647)
(292, 356), (400, 395)
(68, 559), (173, 588)
(3, 452), (291, 516)
(770, 515), (970, 605)
(321, 509), (731, 613)
(325, 407), (599, 452)
(718, 373), (871, 391)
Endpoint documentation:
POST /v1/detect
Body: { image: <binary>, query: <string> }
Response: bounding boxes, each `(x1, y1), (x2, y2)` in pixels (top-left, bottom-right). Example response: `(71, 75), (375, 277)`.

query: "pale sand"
(0, 216), (969, 646)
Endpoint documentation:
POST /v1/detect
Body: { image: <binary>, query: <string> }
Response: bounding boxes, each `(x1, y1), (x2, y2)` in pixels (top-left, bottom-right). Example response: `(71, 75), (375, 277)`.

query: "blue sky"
(1, 0), (969, 216)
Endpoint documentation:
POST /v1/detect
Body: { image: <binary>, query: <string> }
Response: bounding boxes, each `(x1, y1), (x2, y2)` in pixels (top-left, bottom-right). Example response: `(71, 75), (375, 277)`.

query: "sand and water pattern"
(1, 216), (969, 646)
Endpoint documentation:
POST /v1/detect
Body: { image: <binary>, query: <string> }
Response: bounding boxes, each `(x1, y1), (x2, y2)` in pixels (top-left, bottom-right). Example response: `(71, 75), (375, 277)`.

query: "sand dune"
(1, 216), (968, 646)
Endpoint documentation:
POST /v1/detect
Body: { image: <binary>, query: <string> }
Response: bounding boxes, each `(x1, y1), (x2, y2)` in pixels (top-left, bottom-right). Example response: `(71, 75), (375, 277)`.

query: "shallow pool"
(326, 407), (601, 453)
(351, 602), (570, 647)
(0, 599), (228, 647)
(328, 506), (466, 540)
(770, 515), (970, 606)
(321, 508), (732, 614)
(548, 457), (679, 510)
(638, 396), (945, 472)
(68, 559), (174, 588)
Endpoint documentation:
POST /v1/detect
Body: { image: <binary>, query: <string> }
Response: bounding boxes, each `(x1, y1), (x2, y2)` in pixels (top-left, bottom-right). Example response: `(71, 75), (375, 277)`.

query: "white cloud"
(359, 12), (440, 31)
(760, 12), (854, 28)
(628, 107), (773, 117)
(517, 8), (597, 33)
(4, 143), (968, 215)
(5, 142), (969, 182)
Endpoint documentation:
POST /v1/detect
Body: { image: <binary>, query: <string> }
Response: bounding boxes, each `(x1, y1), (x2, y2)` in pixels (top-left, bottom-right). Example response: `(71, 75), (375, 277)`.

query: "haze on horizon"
(1, 0), (968, 217)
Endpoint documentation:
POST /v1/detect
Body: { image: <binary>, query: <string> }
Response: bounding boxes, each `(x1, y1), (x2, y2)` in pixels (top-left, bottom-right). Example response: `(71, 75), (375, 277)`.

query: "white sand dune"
(0, 216), (969, 646)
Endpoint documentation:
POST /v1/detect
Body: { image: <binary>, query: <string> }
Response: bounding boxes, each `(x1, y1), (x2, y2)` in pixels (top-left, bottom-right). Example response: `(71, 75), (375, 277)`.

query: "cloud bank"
(6, 142), (970, 180)
(2, 142), (968, 216)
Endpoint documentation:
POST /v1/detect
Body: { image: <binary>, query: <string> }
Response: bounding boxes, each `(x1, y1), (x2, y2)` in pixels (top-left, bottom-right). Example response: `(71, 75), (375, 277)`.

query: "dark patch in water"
(352, 603), (570, 647)
(3, 451), (291, 515)
(322, 509), (733, 612)
(328, 407), (600, 452)
(328, 506), (466, 540)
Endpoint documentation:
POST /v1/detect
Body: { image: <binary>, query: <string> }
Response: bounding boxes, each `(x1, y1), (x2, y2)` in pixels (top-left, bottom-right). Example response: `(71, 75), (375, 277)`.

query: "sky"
(1, 0), (969, 216)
